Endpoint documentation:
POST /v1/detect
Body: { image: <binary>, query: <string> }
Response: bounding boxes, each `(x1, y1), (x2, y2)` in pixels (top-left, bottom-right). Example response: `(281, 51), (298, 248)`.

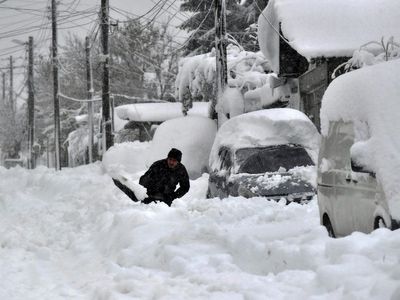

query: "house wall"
(298, 57), (350, 131)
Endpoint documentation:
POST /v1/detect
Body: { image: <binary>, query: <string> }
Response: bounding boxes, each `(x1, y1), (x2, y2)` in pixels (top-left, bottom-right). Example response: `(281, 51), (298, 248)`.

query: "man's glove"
(164, 193), (176, 206)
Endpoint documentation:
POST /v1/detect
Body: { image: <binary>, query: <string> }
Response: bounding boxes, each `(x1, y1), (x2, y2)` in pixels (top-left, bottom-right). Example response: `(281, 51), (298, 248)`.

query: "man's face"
(167, 157), (178, 169)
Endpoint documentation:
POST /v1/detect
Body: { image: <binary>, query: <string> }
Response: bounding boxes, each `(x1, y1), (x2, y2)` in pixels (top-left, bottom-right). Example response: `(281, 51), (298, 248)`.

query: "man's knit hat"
(167, 148), (182, 162)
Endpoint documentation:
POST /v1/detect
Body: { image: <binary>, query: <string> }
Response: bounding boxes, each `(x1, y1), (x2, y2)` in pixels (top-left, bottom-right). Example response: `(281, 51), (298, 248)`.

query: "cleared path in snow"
(0, 164), (399, 300)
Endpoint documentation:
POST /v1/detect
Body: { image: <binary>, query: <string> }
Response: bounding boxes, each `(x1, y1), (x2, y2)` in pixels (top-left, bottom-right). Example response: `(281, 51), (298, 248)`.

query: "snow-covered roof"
(115, 102), (209, 122)
(258, 0), (400, 73)
(320, 58), (400, 219)
(209, 108), (320, 170)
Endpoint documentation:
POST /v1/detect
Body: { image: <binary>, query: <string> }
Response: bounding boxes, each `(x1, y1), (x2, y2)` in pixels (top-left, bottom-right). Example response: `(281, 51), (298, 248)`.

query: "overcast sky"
(0, 0), (187, 91)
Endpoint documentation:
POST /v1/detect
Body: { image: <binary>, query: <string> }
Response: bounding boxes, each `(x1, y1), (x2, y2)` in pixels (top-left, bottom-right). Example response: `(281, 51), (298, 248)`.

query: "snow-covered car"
(3, 158), (25, 169)
(318, 59), (400, 238)
(115, 102), (209, 143)
(207, 108), (320, 202)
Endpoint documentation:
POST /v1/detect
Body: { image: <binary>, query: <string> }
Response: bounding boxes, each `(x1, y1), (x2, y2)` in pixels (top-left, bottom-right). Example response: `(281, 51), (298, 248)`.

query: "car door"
(323, 122), (356, 236)
(332, 122), (378, 235)
(318, 127), (337, 225)
(318, 122), (351, 236)
(348, 122), (379, 233)
(348, 168), (378, 233)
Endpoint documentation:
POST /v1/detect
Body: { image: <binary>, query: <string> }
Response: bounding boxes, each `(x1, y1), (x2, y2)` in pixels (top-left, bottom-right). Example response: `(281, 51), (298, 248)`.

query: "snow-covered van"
(318, 59), (400, 237)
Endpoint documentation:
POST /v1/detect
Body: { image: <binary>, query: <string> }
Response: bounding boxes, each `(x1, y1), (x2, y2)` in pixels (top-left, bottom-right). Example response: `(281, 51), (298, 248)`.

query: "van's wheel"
(374, 217), (387, 230)
(323, 214), (336, 238)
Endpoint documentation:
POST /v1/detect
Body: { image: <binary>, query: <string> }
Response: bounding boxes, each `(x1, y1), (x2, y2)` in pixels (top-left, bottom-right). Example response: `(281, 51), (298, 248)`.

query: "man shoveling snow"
(113, 148), (190, 206)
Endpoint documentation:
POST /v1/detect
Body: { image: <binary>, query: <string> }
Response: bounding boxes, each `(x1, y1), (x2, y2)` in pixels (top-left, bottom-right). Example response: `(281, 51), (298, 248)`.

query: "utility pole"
(211, 0), (228, 126)
(51, 0), (61, 170)
(9, 56), (13, 114)
(2, 73), (5, 104)
(101, 0), (113, 152)
(85, 36), (94, 163)
(27, 36), (35, 169)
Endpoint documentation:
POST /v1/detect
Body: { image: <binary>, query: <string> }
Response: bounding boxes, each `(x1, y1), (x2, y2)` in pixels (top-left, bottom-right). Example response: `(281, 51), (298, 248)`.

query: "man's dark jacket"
(139, 159), (190, 204)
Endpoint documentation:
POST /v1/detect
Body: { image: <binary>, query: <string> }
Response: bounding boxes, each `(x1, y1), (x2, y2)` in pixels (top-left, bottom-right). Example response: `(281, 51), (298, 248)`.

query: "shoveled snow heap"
(258, 0), (400, 73)
(209, 108), (320, 173)
(320, 59), (400, 219)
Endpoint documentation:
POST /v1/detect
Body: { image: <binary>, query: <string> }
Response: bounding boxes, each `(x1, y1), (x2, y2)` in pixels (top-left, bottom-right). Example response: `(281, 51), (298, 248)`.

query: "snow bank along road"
(0, 164), (399, 300)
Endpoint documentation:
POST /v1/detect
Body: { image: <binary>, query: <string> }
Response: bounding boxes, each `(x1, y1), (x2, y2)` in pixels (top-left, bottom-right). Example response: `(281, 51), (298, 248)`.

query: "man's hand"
(164, 193), (176, 206)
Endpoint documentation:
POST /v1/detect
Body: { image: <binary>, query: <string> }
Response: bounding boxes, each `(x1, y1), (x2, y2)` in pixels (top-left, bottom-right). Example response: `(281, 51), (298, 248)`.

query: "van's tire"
(323, 214), (336, 238)
(374, 217), (387, 230)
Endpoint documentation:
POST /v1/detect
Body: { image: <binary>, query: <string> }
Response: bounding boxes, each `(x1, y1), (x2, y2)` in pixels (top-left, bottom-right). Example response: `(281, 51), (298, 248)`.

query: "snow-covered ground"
(1, 142), (400, 300)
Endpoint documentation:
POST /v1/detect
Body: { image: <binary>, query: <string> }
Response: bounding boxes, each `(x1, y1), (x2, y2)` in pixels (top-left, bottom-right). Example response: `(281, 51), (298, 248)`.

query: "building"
(258, 0), (400, 129)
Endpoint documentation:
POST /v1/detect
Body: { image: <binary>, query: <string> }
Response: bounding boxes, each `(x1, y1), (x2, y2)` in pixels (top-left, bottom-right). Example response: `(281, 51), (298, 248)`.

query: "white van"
(317, 59), (400, 237)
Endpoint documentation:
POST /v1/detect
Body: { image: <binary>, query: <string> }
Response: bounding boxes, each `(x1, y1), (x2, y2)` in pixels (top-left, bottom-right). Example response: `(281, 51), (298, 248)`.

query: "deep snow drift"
(0, 143), (400, 299)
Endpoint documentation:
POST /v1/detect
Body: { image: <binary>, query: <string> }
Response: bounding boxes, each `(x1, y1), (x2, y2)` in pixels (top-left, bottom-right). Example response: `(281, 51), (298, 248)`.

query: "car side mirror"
(351, 159), (375, 177)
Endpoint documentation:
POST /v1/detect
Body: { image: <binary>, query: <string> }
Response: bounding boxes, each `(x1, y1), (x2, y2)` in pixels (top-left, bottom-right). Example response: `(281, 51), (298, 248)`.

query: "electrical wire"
(254, 1), (289, 44)
(172, 0), (215, 53)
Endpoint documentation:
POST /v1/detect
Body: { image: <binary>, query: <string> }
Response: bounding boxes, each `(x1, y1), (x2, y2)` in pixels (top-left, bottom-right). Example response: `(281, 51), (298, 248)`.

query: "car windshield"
(236, 144), (314, 174)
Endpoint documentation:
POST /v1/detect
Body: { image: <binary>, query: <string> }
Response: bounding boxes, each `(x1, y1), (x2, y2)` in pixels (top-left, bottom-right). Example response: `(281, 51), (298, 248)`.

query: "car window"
(319, 121), (355, 171)
(237, 144), (314, 174)
(332, 121), (355, 169)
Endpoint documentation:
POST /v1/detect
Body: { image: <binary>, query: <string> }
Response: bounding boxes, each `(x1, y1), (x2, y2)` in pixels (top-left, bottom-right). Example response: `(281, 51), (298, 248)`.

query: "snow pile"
(290, 165), (317, 188)
(209, 108), (320, 172)
(175, 45), (277, 116)
(258, 0), (400, 73)
(102, 141), (150, 179)
(146, 116), (217, 179)
(115, 101), (209, 122)
(1, 164), (400, 299)
(320, 59), (400, 219)
(255, 173), (291, 189)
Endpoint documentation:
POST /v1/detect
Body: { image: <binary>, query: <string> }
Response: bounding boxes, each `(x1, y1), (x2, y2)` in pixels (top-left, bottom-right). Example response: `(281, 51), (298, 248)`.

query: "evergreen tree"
(179, 0), (269, 55)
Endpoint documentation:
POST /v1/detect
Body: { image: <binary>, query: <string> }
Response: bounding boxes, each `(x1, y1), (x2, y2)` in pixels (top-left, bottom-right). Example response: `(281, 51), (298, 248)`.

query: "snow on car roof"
(258, 0), (400, 73)
(115, 102), (209, 122)
(320, 59), (400, 219)
(209, 108), (320, 170)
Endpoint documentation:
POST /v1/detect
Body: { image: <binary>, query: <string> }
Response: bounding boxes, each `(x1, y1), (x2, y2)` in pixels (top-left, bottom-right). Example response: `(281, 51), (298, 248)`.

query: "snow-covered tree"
(175, 44), (273, 116)
(0, 101), (26, 159)
(110, 19), (179, 101)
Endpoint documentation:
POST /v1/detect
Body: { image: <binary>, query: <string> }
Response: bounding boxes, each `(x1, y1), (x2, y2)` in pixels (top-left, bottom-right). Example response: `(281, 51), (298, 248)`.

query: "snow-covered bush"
(333, 37), (400, 78)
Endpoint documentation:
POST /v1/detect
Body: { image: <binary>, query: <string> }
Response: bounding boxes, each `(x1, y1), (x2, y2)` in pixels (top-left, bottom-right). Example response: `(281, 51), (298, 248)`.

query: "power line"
(254, 1), (289, 44)
(173, 0), (215, 53)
